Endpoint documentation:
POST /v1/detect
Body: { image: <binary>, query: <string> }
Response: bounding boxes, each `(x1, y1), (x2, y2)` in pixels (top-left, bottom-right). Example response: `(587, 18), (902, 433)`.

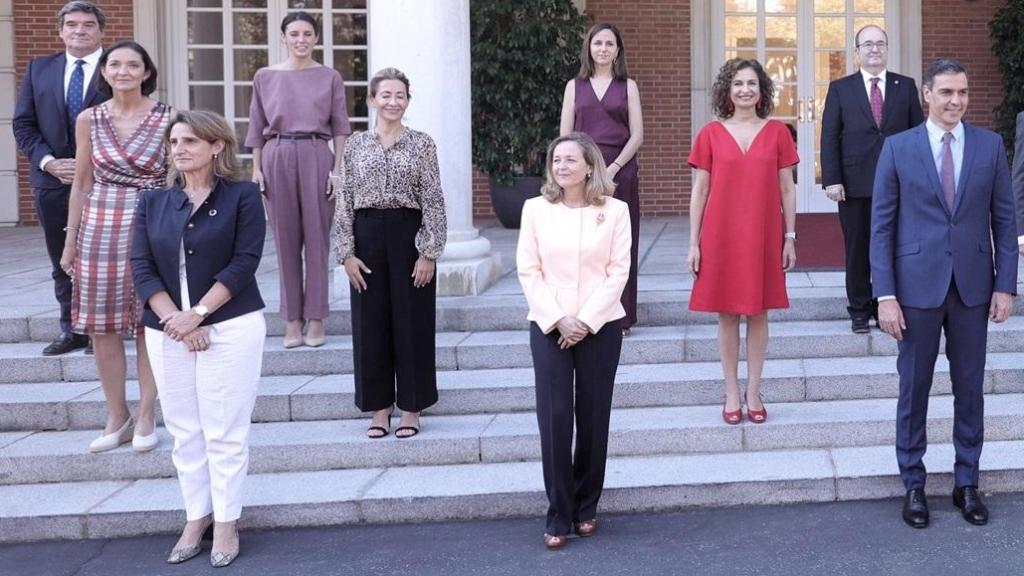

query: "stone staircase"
(3, 220), (1024, 543)
(5, 291), (1024, 543)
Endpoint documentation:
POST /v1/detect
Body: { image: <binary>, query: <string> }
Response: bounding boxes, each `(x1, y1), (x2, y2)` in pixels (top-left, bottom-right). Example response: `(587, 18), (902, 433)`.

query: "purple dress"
(573, 77), (640, 329)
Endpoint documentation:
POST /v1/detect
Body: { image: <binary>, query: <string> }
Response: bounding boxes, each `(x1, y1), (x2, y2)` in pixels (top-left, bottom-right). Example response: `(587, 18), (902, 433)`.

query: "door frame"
(691, 0), (921, 213)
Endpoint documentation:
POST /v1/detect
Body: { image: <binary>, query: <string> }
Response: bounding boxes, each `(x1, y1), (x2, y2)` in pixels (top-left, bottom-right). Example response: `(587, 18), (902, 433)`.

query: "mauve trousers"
(262, 137), (335, 321)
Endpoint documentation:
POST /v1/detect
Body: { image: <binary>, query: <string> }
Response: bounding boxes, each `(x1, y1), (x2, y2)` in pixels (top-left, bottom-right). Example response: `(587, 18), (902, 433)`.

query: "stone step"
(5, 353), (1024, 432)
(3, 316), (1024, 383)
(5, 394), (1024, 487)
(9, 282), (1024, 342)
(5, 439), (1024, 542)
(0, 289), (837, 342)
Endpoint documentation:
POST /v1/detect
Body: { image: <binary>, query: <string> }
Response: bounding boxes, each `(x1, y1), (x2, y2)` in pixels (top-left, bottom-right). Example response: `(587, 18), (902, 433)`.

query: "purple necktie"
(940, 132), (955, 212)
(869, 77), (883, 127)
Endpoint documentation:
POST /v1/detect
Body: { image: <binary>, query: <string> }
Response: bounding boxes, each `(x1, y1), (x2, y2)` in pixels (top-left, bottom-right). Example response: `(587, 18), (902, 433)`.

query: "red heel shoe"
(746, 393), (768, 424)
(722, 398), (742, 425)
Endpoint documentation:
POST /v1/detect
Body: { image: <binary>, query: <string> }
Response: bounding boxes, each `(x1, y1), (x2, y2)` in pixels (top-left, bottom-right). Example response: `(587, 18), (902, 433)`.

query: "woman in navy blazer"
(132, 110), (265, 567)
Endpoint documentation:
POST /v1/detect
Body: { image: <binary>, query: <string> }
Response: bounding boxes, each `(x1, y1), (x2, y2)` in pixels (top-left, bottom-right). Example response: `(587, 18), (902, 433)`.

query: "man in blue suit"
(871, 58), (1017, 529)
(13, 1), (107, 356)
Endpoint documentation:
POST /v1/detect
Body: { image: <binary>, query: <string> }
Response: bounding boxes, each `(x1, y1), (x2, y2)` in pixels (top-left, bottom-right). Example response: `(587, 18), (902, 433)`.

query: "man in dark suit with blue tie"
(13, 1), (107, 356)
(821, 25), (924, 334)
(871, 58), (1017, 529)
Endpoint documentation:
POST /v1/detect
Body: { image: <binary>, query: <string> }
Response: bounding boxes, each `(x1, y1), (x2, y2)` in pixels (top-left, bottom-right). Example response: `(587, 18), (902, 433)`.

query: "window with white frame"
(175, 0), (369, 171)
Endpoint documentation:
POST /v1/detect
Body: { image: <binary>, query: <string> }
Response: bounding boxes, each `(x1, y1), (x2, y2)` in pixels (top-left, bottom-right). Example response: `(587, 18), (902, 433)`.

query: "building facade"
(3, 0), (1009, 226)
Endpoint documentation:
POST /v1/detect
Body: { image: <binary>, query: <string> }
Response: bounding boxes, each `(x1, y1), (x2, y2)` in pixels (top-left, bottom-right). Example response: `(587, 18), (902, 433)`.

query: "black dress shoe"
(851, 317), (870, 334)
(953, 486), (989, 525)
(41, 334), (89, 356)
(902, 489), (929, 529)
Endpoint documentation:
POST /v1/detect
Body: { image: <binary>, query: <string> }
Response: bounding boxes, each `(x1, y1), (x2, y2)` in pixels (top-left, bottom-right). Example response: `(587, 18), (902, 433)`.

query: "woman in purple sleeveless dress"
(560, 22), (644, 335)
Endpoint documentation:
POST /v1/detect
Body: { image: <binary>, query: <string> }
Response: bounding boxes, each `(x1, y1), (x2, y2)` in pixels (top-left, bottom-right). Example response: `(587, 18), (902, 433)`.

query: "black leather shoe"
(953, 486), (989, 525)
(41, 334), (89, 356)
(902, 489), (929, 529)
(851, 317), (870, 334)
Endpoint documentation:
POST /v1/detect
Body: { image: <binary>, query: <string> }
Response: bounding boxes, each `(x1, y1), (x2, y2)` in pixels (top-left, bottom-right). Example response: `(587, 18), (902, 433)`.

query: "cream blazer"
(516, 195), (632, 334)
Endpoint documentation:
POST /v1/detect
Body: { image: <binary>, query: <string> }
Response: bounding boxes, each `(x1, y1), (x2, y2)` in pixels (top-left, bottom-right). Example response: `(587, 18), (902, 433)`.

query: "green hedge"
(470, 0), (588, 184)
(990, 0), (1024, 161)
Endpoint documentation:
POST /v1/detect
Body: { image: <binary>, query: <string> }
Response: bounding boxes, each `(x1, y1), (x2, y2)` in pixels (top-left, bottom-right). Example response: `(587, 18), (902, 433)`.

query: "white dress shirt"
(860, 68), (887, 101)
(924, 118), (965, 189)
(39, 47), (103, 171)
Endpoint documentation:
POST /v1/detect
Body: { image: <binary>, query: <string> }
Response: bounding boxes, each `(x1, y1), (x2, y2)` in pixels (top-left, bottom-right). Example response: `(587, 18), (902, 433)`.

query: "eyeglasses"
(858, 41), (888, 51)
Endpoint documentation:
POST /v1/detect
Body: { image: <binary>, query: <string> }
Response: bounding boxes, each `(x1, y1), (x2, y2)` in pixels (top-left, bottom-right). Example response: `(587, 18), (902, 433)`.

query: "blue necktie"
(67, 59), (85, 127)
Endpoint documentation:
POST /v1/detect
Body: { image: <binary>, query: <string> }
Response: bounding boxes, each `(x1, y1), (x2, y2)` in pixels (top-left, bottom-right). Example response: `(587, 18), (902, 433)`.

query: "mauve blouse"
(245, 66), (351, 147)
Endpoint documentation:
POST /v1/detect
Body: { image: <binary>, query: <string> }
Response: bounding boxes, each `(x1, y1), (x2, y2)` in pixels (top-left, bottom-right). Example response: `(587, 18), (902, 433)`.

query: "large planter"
(489, 175), (543, 229)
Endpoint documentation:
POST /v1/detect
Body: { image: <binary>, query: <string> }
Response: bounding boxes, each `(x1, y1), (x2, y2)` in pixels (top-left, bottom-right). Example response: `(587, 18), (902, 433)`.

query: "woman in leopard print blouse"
(333, 67), (447, 439)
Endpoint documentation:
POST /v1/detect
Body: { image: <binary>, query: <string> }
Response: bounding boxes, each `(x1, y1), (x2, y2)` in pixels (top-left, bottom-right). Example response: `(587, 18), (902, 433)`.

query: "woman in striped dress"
(60, 40), (173, 453)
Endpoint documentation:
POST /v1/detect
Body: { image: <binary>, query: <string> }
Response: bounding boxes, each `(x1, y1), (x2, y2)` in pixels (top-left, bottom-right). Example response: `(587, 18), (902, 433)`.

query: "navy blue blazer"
(820, 71), (924, 198)
(132, 179), (266, 331)
(870, 122), (1018, 309)
(12, 52), (107, 190)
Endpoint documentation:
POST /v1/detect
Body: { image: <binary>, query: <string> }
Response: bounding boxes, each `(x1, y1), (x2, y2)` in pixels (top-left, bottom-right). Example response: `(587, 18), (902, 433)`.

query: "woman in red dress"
(687, 59), (798, 425)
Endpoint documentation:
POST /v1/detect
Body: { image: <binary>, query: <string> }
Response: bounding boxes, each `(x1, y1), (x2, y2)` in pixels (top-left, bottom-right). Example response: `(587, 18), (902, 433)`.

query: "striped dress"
(72, 101), (170, 336)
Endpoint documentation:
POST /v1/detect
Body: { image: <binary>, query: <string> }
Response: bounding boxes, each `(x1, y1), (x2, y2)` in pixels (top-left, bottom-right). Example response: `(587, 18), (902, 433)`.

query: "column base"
(330, 251), (503, 299)
(436, 251), (502, 296)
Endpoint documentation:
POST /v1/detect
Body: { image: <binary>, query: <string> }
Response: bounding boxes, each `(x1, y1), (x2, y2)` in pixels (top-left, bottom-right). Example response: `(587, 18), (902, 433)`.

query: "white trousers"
(146, 310), (266, 522)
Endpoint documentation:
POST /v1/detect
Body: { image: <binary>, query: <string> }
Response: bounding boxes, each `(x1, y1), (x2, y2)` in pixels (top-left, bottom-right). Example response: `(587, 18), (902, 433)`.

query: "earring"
(586, 172), (592, 180)
(213, 153), (218, 160)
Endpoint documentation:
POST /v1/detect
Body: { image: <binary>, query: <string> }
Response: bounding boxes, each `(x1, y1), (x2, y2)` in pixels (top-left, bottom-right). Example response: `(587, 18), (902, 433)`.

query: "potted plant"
(470, 0), (587, 228)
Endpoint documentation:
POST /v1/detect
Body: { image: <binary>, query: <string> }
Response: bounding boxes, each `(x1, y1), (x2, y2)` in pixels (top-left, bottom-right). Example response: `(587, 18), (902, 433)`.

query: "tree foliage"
(990, 0), (1024, 160)
(470, 0), (588, 184)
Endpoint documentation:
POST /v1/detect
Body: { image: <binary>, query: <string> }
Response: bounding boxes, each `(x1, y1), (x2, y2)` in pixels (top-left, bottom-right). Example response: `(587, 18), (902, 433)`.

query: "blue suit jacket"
(132, 179), (267, 331)
(870, 121), (1018, 309)
(12, 52), (107, 190)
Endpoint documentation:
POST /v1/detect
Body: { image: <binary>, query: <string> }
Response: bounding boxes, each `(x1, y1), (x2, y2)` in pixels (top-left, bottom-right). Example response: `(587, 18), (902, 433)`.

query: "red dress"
(687, 120), (798, 315)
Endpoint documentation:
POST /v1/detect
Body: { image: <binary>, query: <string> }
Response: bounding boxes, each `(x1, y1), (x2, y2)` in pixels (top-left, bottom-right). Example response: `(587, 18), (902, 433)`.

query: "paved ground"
(2, 492), (1023, 575)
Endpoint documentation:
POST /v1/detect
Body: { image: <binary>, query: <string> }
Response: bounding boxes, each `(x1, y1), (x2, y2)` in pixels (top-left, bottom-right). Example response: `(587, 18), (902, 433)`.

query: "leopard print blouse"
(332, 128), (448, 262)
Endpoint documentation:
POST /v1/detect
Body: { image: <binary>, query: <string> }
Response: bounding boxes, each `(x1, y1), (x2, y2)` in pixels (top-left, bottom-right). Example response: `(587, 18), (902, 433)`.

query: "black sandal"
(366, 407), (394, 439)
(394, 424), (420, 439)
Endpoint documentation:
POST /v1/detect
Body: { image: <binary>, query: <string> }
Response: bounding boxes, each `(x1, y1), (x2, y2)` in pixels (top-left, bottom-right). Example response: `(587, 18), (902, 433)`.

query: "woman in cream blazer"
(516, 132), (631, 550)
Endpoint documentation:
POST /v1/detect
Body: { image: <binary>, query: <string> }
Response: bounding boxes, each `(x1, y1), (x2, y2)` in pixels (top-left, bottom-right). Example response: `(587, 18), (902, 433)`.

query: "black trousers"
(838, 196), (876, 320)
(350, 209), (438, 412)
(530, 319), (622, 536)
(34, 186), (74, 335)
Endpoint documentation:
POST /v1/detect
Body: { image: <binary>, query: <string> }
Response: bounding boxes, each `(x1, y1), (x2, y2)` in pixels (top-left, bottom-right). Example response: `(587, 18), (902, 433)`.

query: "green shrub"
(990, 0), (1024, 160)
(471, 0), (588, 184)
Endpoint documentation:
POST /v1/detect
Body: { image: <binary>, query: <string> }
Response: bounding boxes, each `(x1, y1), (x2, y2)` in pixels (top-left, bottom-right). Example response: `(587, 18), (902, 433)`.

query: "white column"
(361, 0), (501, 296)
(0, 0), (19, 225)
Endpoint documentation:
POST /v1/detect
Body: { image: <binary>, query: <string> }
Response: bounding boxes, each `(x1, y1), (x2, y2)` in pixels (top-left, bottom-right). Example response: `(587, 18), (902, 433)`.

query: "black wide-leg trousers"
(350, 208), (438, 413)
(530, 319), (622, 536)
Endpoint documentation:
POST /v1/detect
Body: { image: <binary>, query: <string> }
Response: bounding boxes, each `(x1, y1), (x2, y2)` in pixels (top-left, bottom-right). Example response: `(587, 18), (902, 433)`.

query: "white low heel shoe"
(88, 417), (134, 453)
(132, 430), (159, 452)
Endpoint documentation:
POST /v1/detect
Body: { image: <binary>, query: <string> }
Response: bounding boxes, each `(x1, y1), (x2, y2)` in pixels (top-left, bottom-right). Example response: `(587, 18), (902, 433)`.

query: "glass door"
(177, 0), (369, 172)
(717, 0), (890, 213)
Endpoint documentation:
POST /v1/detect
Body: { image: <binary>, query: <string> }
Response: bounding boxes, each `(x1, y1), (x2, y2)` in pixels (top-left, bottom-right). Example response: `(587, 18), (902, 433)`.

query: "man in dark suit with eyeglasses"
(821, 24), (924, 334)
(13, 1), (108, 356)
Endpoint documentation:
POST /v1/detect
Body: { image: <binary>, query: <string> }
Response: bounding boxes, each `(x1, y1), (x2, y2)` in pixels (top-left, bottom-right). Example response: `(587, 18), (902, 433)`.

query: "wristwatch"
(784, 232), (797, 240)
(192, 304), (209, 318)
